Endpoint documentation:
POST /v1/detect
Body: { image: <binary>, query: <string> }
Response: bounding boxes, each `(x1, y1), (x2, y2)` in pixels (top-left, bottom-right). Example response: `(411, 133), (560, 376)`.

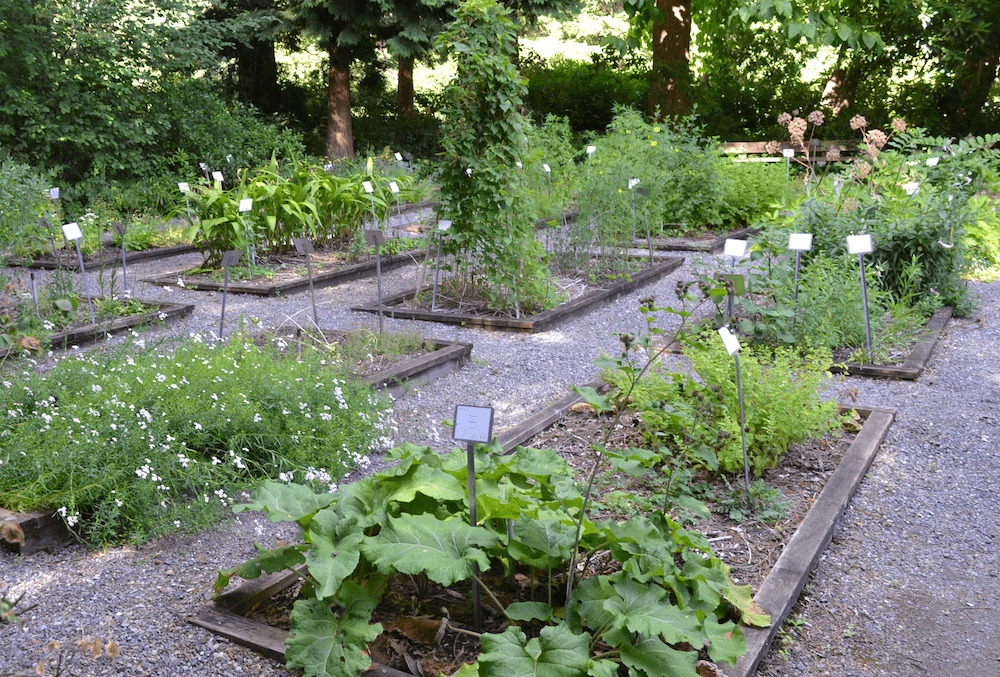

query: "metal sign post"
(452, 404), (495, 630)
(112, 222), (129, 293)
(293, 238), (319, 328)
(238, 198), (255, 266)
(787, 232), (813, 302)
(29, 272), (39, 314)
(847, 234), (875, 363)
(62, 222), (95, 323)
(364, 230), (386, 334)
(431, 220), (451, 312)
(362, 181), (379, 232)
(219, 249), (242, 340)
(782, 147), (794, 197)
(718, 327), (752, 507)
(178, 182), (193, 224)
(722, 239), (748, 325)
(388, 180), (407, 236)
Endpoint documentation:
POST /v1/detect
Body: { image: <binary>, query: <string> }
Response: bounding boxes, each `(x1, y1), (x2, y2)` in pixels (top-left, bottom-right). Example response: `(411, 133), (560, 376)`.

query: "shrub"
(0, 158), (54, 259)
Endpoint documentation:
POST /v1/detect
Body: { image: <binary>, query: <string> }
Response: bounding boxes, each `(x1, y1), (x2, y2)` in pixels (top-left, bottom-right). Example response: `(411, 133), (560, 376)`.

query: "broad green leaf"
(285, 584), (382, 677)
(505, 601), (555, 623)
(478, 624), (590, 677)
(213, 542), (307, 594)
(452, 663), (480, 677)
(587, 659), (617, 677)
(620, 635), (698, 677)
(720, 574), (771, 627)
(604, 577), (701, 645)
(234, 480), (335, 523)
(703, 616), (747, 666)
(568, 385), (615, 414)
(567, 575), (615, 633)
(508, 515), (576, 568)
(385, 463), (466, 504)
(306, 532), (362, 599)
(360, 513), (496, 586)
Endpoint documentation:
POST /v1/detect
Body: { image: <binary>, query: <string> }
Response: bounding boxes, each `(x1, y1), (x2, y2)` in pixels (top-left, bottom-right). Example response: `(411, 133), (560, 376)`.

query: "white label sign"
(389, 181), (399, 194)
(453, 405), (494, 444)
(847, 234), (873, 254)
(718, 327), (741, 356)
(724, 238), (748, 258)
(586, 145), (596, 155)
(212, 171), (224, 183)
(782, 148), (795, 158)
(788, 233), (813, 251)
(362, 181), (374, 194)
(628, 178), (640, 190)
(543, 163), (551, 173)
(394, 152), (403, 162)
(49, 187), (60, 200)
(178, 182), (190, 193)
(465, 168), (473, 177)
(902, 182), (920, 196)
(926, 157), (940, 167)
(515, 161), (522, 169)
(62, 222), (83, 241)
(238, 198), (253, 212)
(437, 220), (452, 231)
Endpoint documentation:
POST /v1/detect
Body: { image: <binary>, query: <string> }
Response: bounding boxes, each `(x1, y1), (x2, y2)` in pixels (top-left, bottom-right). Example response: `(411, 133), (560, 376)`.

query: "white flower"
(194, 422), (202, 430)
(91, 384), (102, 393)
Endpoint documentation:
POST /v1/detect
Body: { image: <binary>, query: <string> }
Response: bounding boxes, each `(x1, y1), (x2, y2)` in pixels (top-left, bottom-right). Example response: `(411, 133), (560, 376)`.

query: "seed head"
(853, 160), (872, 180)
(825, 148), (842, 162)
(849, 115), (868, 130)
(807, 110), (825, 126)
(865, 129), (888, 150)
(891, 118), (907, 133)
(764, 140), (781, 155)
(788, 116), (808, 148)
(777, 112), (792, 126)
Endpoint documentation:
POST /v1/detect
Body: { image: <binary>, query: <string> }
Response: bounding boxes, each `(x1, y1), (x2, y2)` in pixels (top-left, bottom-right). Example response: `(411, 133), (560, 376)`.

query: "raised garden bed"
(352, 256), (684, 332)
(632, 226), (758, 254)
(142, 248), (422, 297)
(0, 299), (194, 361)
(189, 380), (893, 676)
(11, 243), (197, 270)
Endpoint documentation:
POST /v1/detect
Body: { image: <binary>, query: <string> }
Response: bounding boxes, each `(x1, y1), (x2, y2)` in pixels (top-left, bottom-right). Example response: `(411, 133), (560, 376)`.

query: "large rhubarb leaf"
(284, 582), (382, 677)
(359, 512), (496, 586)
(213, 543), (307, 594)
(233, 480), (335, 523)
(305, 532), (363, 599)
(478, 624), (590, 677)
(619, 635), (698, 677)
(703, 616), (747, 666)
(508, 515), (576, 569)
(603, 577), (701, 646)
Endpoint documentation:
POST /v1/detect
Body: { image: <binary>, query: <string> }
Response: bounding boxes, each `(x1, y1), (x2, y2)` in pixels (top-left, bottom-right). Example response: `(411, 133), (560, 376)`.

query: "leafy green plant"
(713, 478), (793, 524)
(0, 331), (393, 545)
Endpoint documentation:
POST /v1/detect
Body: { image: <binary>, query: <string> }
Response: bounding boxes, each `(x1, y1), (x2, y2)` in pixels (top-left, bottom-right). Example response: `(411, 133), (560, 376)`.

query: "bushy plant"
(521, 114), (580, 222)
(0, 331), (393, 545)
(0, 158), (57, 259)
(716, 160), (786, 225)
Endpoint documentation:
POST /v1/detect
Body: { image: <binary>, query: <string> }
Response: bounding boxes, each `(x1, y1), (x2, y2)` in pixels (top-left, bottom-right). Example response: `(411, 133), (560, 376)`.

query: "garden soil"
(1, 248), (998, 676)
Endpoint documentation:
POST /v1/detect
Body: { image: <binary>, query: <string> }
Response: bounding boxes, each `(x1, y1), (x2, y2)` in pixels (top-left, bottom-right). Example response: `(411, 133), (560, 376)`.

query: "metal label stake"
(847, 234), (874, 363)
(452, 404), (495, 631)
(62, 223), (95, 323)
(431, 220), (451, 312)
(29, 272), (39, 314)
(787, 233), (813, 302)
(112, 222), (128, 293)
(723, 239), (749, 325)
(363, 181), (379, 232)
(219, 249), (242, 340)
(293, 238), (319, 328)
(178, 182), (193, 225)
(364, 230), (386, 334)
(389, 181), (408, 237)
(719, 328), (752, 507)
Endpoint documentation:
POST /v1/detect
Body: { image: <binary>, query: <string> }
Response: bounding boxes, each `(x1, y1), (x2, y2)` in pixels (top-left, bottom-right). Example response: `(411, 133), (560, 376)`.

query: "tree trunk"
(326, 44), (354, 159)
(649, 0), (692, 119)
(940, 50), (1000, 135)
(820, 67), (861, 116)
(396, 55), (414, 116)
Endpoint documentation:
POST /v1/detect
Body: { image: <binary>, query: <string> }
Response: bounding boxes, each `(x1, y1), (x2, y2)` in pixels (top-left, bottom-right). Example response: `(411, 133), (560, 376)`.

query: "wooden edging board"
(0, 300), (194, 361)
(632, 226), (758, 254)
(141, 248), (423, 297)
(0, 333), (470, 556)
(351, 256), (684, 333)
(13, 243), (198, 270)
(830, 305), (952, 380)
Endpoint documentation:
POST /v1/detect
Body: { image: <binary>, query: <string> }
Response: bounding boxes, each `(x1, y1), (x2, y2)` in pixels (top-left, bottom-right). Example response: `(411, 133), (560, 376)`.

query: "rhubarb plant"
(216, 442), (768, 677)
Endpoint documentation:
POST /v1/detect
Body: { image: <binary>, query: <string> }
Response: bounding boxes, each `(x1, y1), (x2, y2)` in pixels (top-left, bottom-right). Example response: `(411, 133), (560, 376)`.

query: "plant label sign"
(238, 198), (253, 212)
(389, 181), (400, 194)
(628, 178), (640, 190)
(293, 238), (314, 255)
(453, 405), (494, 444)
(364, 230), (385, 247)
(394, 152), (403, 162)
(515, 162), (522, 169)
(438, 220), (452, 232)
(586, 145), (596, 156)
(724, 238), (748, 258)
(112, 222), (126, 236)
(62, 222), (83, 241)
(49, 187), (60, 200)
(543, 163), (551, 173)
(782, 148), (795, 159)
(718, 327), (741, 356)
(221, 250), (242, 268)
(847, 234), (873, 254)
(362, 181), (374, 194)
(178, 182), (190, 193)
(212, 171), (224, 184)
(788, 233), (813, 251)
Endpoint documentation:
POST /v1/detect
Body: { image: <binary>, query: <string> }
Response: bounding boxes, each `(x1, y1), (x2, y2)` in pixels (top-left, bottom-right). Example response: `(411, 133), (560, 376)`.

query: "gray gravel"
(2, 250), (998, 676)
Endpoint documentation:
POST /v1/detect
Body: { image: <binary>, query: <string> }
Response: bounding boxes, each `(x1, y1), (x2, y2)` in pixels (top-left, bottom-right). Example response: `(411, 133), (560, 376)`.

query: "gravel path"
(1, 250), (998, 676)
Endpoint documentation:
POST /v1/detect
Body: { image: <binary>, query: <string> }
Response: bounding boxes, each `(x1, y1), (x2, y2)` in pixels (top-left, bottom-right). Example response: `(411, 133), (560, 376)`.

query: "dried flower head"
(807, 110), (825, 126)
(891, 118), (907, 133)
(865, 129), (888, 150)
(764, 140), (781, 154)
(788, 116), (808, 147)
(849, 115), (868, 130)
(825, 148), (842, 162)
(777, 112), (792, 126)
(853, 160), (872, 180)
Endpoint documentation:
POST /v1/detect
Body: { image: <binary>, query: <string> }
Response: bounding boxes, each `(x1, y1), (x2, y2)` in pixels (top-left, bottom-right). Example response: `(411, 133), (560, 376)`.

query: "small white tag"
(586, 145), (596, 155)
(515, 161), (522, 169)
(782, 148), (795, 158)
(389, 181), (399, 194)
(178, 182), (190, 193)
(847, 234), (873, 254)
(323, 163), (333, 171)
(543, 163), (551, 173)
(628, 178), (640, 190)
(718, 327), (741, 356)
(438, 220), (452, 231)
(902, 182), (920, 196)
(465, 168), (472, 177)
(49, 187), (60, 200)
(724, 239), (748, 258)
(788, 233), (813, 251)
(212, 171), (224, 183)
(394, 152), (403, 162)
(238, 198), (253, 212)
(62, 222), (83, 241)
(362, 181), (374, 194)
(926, 157), (940, 167)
